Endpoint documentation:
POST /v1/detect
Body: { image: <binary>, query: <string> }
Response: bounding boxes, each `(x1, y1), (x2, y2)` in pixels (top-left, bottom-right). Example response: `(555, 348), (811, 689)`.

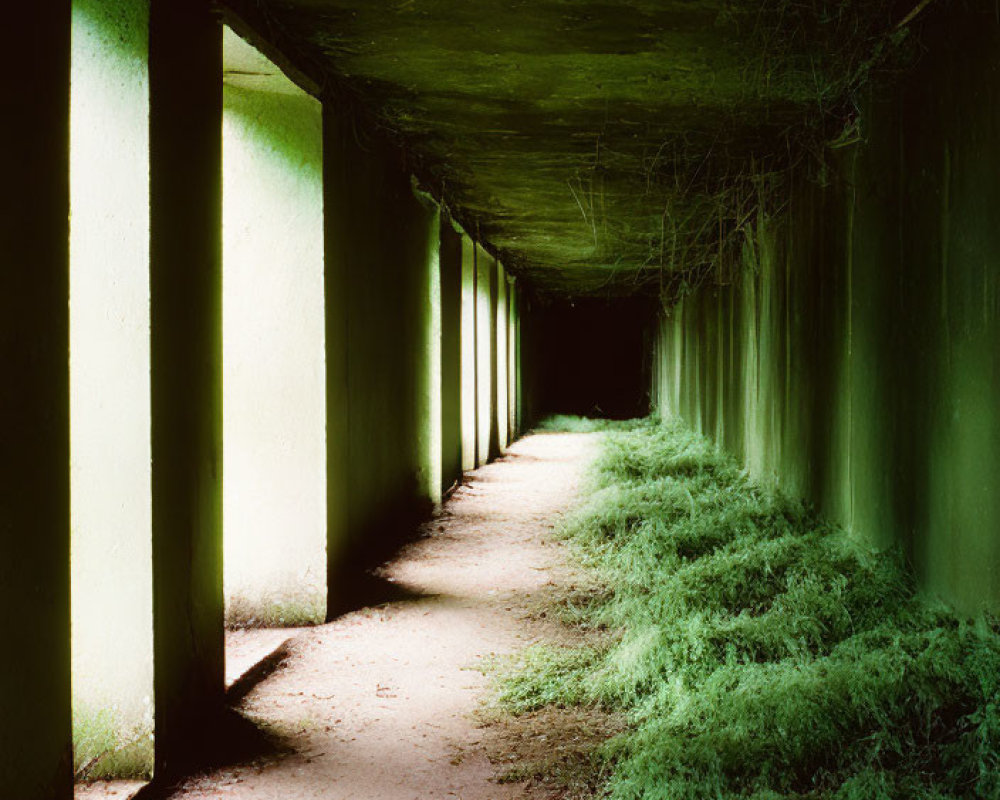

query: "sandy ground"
(78, 431), (599, 800)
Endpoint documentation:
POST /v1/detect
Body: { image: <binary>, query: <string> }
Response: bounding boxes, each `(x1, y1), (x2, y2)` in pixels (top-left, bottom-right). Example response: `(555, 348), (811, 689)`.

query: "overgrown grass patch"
(225, 588), (325, 630)
(534, 415), (650, 434)
(498, 417), (1000, 798)
(73, 705), (153, 780)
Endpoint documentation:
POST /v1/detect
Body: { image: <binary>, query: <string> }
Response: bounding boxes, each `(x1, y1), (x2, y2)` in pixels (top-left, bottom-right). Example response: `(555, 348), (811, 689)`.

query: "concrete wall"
(653, 9), (1000, 616)
(222, 31), (326, 627)
(69, 0), (154, 776)
(324, 111), (442, 613)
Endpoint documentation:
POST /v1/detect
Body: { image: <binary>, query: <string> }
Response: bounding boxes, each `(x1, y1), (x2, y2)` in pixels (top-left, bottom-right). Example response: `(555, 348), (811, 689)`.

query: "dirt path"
(131, 431), (597, 800)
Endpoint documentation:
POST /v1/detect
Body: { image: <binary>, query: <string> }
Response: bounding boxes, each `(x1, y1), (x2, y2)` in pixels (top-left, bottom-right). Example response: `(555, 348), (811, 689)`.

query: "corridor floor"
(81, 431), (597, 800)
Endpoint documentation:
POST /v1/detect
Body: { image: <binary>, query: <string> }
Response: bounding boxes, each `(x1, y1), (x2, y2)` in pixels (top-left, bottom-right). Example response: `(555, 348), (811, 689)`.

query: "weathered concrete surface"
(148, 0), (225, 775)
(231, 0), (897, 292)
(222, 29), (327, 626)
(496, 262), (510, 453)
(475, 245), (497, 466)
(654, 11), (1000, 615)
(0, 5), (73, 798)
(439, 218), (465, 495)
(324, 110), (441, 614)
(70, 0), (154, 775)
(460, 235), (479, 472)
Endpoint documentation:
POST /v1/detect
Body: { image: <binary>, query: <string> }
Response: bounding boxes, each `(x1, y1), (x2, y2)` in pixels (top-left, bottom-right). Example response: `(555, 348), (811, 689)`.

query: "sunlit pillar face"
(476, 246), (494, 466)
(495, 263), (509, 450)
(423, 208), (443, 504)
(222, 28), (326, 628)
(460, 237), (478, 471)
(70, 0), (154, 779)
(507, 277), (517, 438)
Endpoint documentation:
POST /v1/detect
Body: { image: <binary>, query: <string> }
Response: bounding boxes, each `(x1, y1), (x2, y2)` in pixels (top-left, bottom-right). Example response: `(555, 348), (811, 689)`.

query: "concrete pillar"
(0, 6), (73, 798)
(323, 106), (350, 617)
(439, 219), (464, 494)
(71, 0), (154, 775)
(507, 277), (518, 440)
(222, 32), (326, 627)
(514, 286), (525, 433)
(475, 245), (495, 466)
(324, 109), (438, 613)
(488, 255), (501, 460)
(495, 262), (509, 452)
(460, 236), (478, 471)
(148, 0), (224, 776)
(474, 247), (481, 465)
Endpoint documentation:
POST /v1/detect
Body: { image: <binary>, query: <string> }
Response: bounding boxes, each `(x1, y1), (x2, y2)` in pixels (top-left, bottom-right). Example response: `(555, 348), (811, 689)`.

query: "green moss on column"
(0, 5), (73, 798)
(148, 0), (224, 776)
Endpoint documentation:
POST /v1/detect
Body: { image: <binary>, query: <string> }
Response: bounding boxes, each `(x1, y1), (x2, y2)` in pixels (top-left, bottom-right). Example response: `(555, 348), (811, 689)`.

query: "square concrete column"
(439, 219), (464, 494)
(472, 245), (481, 465)
(322, 105), (350, 618)
(149, 0), (224, 776)
(0, 6), (73, 798)
(323, 108), (440, 612)
(475, 244), (495, 466)
(460, 235), (478, 472)
(507, 276), (517, 441)
(495, 262), (508, 451)
(488, 254), (501, 461)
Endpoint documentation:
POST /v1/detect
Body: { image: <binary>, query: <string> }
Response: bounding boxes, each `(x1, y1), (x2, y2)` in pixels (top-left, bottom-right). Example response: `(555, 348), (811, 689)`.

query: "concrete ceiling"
(232, 0), (914, 295)
(224, 25), (307, 96)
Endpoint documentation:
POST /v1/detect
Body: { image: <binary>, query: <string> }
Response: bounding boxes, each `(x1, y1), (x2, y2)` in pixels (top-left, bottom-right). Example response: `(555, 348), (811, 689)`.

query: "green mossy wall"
(324, 111), (440, 613)
(654, 10), (1000, 615)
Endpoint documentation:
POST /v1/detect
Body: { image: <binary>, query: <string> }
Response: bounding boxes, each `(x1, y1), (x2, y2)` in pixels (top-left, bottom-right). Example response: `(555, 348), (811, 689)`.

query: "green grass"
(225, 588), (325, 629)
(498, 418), (1000, 799)
(73, 705), (153, 780)
(533, 415), (650, 434)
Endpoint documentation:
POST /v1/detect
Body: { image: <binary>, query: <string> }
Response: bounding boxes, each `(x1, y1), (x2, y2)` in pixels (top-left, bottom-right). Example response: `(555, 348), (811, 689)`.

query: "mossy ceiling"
(249, 0), (905, 294)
